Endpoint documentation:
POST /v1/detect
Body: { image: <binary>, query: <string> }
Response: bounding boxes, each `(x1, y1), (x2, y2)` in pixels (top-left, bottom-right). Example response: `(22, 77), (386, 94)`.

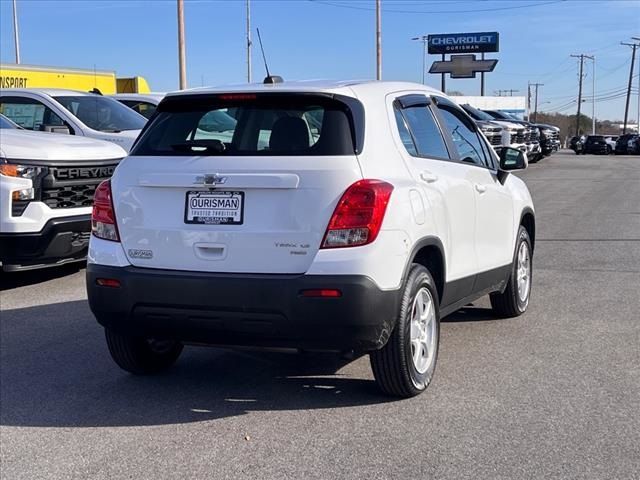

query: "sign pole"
(441, 54), (446, 92)
(480, 52), (485, 96)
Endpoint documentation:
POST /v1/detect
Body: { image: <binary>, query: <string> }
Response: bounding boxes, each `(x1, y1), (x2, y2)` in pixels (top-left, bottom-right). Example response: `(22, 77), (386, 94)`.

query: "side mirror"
(496, 146), (527, 170)
(495, 147), (527, 183)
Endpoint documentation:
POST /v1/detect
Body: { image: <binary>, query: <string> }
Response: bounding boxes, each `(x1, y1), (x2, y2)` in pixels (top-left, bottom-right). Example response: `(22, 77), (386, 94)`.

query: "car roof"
(164, 80), (444, 99)
(111, 93), (166, 102)
(0, 88), (96, 97)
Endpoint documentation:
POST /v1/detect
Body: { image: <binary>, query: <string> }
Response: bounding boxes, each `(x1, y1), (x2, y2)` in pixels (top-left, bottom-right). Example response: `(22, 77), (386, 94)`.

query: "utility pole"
(177, 0), (187, 89)
(571, 54), (592, 136)
(441, 53), (445, 92)
(530, 82), (544, 123)
(635, 38), (640, 133)
(480, 52), (485, 96)
(12, 0), (20, 64)
(591, 56), (596, 134)
(376, 0), (381, 80)
(411, 35), (428, 84)
(246, 0), (252, 83)
(622, 39), (640, 134)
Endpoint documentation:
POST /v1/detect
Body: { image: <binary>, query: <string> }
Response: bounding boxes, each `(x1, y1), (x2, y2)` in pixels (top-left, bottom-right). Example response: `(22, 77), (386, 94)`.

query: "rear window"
(131, 93), (362, 156)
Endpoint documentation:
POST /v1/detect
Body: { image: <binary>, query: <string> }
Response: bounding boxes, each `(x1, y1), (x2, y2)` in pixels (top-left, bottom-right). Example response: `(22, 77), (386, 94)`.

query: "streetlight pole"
(411, 36), (428, 84)
(376, 0), (381, 80)
(246, 0), (252, 83)
(12, 0), (20, 64)
(177, 0), (187, 90)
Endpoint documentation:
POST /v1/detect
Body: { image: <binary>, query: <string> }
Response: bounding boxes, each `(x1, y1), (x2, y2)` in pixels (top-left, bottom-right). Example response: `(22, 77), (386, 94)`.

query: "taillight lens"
(92, 180), (119, 242)
(322, 180), (393, 249)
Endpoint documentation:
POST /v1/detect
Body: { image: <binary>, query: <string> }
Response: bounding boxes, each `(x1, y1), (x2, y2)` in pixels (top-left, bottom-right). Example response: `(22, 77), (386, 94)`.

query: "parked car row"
(570, 134), (640, 155)
(457, 103), (560, 163)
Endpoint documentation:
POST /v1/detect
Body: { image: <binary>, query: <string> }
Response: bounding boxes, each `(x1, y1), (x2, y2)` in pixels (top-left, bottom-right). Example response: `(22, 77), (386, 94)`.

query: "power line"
(308, 0), (564, 14)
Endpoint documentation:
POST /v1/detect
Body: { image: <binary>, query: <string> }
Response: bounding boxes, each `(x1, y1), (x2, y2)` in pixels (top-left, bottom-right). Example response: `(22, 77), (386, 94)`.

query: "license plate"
(184, 191), (244, 225)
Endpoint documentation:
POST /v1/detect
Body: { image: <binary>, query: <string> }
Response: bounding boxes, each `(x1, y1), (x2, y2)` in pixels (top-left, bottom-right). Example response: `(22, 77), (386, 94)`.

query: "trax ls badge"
(128, 249), (153, 260)
(195, 174), (228, 187)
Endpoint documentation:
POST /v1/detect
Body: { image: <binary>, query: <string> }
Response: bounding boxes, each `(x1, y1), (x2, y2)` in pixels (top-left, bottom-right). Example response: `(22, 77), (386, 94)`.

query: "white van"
(0, 89), (146, 152)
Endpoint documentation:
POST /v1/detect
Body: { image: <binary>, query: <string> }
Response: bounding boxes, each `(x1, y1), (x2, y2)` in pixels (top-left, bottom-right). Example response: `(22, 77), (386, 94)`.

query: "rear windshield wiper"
(171, 140), (226, 154)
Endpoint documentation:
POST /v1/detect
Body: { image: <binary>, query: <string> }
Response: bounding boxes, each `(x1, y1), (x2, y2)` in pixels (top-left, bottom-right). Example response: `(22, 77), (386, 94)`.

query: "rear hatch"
(111, 92), (364, 274)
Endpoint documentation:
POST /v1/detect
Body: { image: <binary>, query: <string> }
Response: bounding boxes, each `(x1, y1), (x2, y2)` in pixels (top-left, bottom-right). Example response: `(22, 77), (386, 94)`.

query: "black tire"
(490, 226), (533, 318)
(606, 146), (612, 155)
(105, 328), (183, 374)
(370, 264), (440, 398)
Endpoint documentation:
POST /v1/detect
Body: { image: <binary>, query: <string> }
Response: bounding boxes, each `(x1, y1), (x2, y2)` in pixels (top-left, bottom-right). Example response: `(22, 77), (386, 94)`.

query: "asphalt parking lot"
(1, 150), (639, 480)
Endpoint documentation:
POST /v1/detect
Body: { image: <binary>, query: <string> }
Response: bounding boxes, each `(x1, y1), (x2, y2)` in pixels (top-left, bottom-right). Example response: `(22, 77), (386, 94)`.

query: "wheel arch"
(402, 237), (446, 303)
(520, 207), (535, 252)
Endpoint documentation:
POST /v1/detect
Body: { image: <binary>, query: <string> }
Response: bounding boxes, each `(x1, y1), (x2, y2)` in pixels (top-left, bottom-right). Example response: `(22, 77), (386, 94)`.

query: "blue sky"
(1, 0), (639, 120)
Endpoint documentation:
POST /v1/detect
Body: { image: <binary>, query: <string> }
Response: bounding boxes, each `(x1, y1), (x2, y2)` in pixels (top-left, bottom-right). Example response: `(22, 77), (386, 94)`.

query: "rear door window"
(399, 105), (450, 159)
(132, 94), (362, 156)
(436, 105), (492, 168)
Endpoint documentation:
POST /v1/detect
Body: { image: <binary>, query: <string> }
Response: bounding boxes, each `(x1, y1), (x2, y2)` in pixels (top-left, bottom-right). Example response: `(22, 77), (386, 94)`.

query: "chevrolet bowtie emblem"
(195, 174), (227, 186)
(429, 54), (498, 79)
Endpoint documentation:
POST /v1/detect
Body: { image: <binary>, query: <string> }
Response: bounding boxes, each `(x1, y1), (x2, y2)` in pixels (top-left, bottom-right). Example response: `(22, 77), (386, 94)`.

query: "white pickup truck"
(0, 114), (125, 271)
(0, 89), (146, 152)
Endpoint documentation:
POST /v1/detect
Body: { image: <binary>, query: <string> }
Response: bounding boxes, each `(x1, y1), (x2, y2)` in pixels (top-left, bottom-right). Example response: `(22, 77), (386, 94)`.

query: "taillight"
(321, 179), (393, 249)
(92, 180), (120, 242)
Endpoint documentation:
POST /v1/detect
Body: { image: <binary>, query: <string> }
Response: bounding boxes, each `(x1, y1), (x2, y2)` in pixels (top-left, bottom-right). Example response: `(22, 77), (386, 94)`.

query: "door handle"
(420, 171), (439, 183)
(475, 184), (487, 194)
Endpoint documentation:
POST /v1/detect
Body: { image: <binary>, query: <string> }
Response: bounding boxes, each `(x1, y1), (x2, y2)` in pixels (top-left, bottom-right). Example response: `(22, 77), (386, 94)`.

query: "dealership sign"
(429, 54), (498, 79)
(428, 32), (499, 54)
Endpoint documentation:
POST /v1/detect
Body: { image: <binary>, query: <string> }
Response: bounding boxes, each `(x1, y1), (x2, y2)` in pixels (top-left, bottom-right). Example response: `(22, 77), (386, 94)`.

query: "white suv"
(87, 80), (535, 398)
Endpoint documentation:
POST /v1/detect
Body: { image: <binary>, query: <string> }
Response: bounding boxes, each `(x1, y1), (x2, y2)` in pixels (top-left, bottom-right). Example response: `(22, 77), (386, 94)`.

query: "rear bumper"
(0, 215), (90, 271)
(86, 264), (401, 352)
(585, 145), (609, 154)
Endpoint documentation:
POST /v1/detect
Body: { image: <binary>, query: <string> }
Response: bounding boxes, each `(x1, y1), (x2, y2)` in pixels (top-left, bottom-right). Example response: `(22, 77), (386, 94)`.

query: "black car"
(615, 134), (637, 155)
(582, 135), (609, 155)
(569, 136), (584, 154)
(534, 123), (560, 156)
(628, 135), (640, 155)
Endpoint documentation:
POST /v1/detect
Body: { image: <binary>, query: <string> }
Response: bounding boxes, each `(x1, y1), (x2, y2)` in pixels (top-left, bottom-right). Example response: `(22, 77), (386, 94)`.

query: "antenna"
(256, 28), (283, 84)
(256, 28), (270, 77)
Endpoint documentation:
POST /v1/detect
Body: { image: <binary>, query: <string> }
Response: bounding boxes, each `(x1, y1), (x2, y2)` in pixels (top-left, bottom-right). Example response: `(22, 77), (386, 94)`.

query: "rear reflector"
(322, 179), (393, 249)
(300, 289), (342, 298)
(96, 278), (121, 288)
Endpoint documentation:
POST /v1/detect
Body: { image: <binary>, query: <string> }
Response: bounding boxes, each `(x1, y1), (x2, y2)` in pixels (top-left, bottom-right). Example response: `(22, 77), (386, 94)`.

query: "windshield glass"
(461, 104), (495, 121)
(54, 95), (146, 132)
(0, 114), (18, 129)
(132, 94), (360, 156)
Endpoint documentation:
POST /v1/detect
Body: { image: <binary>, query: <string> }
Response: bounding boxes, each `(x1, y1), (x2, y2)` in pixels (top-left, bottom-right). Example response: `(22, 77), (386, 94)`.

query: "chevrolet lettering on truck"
(87, 79), (535, 398)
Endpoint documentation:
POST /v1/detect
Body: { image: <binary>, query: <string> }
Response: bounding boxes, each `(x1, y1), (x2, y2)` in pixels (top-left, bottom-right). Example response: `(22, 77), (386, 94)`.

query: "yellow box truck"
(0, 63), (151, 94)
